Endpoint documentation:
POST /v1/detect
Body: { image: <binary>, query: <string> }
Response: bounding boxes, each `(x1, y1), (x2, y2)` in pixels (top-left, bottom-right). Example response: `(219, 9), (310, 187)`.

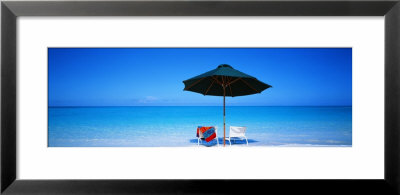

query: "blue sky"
(48, 48), (352, 106)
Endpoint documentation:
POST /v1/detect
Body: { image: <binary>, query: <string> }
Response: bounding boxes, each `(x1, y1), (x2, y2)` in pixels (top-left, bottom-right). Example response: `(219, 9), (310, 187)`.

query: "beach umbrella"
(183, 64), (271, 146)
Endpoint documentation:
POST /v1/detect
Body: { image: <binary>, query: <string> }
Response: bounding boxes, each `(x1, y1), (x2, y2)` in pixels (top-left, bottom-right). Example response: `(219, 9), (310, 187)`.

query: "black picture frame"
(2, 0), (400, 194)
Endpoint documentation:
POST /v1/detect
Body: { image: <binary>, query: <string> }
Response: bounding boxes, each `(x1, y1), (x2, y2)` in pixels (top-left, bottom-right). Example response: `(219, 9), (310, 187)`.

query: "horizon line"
(48, 105), (352, 108)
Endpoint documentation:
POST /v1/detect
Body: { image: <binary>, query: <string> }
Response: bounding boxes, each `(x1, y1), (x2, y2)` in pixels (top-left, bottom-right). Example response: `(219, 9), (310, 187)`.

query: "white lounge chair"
(198, 126), (219, 146)
(225, 126), (248, 146)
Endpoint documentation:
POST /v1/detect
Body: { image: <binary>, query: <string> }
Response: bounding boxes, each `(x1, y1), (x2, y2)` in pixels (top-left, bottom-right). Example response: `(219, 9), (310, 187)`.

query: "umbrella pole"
(223, 86), (226, 147)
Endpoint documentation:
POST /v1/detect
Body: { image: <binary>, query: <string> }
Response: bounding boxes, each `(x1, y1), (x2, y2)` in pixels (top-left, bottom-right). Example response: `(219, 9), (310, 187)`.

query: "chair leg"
(198, 138), (200, 146)
(245, 136), (248, 146)
(228, 138), (231, 146)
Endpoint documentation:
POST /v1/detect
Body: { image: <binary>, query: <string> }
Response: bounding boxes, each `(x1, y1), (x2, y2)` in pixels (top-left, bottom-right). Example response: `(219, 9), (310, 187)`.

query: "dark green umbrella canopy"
(183, 64), (271, 147)
(183, 64), (271, 96)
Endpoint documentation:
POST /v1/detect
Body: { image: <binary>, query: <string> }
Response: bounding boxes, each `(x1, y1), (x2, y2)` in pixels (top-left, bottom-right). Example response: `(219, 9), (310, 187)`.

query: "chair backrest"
(229, 126), (246, 137)
(198, 129), (204, 138)
(198, 126), (217, 138)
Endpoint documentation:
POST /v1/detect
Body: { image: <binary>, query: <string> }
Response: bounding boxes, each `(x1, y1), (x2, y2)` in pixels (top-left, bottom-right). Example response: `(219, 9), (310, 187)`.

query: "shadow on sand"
(189, 137), (259, 147)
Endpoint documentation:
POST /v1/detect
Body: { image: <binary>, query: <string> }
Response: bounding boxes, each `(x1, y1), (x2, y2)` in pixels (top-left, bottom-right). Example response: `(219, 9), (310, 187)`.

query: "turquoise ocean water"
(48, 106), (352, 147)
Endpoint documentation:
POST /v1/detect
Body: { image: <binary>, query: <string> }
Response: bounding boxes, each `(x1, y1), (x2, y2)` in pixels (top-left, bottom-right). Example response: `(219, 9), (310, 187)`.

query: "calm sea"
(48, 106), (352, 147)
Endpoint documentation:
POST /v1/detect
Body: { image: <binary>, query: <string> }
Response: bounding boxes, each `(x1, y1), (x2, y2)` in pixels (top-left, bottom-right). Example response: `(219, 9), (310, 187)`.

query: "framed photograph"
(2, 0), (400, 194)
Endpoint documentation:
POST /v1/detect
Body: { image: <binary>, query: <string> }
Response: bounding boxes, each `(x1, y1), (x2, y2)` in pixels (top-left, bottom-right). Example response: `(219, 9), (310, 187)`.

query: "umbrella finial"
(218, 64), (233, 69)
